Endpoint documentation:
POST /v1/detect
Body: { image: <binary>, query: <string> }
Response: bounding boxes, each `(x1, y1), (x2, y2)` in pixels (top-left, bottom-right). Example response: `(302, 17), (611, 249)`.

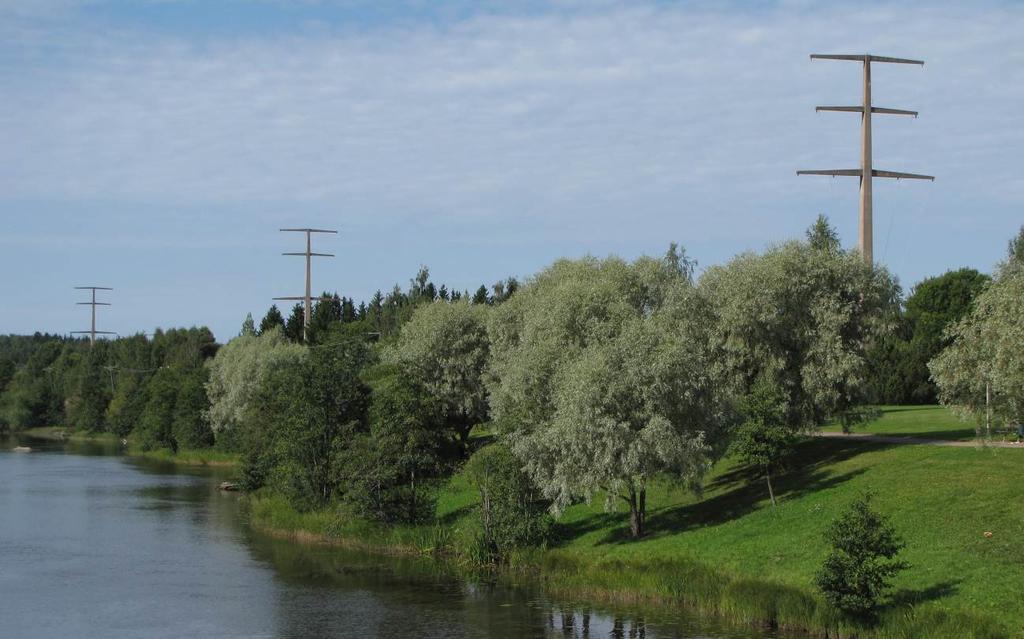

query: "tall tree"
(136, 367), (181, 451)
(258, 305), (286, 335)
(240, 313), (257, 337)
(901, 268), (990, 403)
(384, 300), (491, 448)
(284, 303), (305, 342)
(172, 367), (214, 449)
(243, 328), (372, 507)
(806, 214), (841, 253)
(205, 327), (307, 444)
(930, 266), (1024, 431)
(699, 220), (898, 430)
(488, 254), (731, 538)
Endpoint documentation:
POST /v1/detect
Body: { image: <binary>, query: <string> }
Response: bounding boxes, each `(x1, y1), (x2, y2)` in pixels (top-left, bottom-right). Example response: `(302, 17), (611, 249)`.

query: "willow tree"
(204, 327), (306, 444)
(930, 267), (1023, 431)
(699, 231), (898, 431)
(384, 299), (491, 447)
(487, 252), (731, 538)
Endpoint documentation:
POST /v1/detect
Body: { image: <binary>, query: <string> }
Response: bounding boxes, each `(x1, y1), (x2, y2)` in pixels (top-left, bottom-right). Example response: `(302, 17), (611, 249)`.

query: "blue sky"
(2, 0), (1022, 341)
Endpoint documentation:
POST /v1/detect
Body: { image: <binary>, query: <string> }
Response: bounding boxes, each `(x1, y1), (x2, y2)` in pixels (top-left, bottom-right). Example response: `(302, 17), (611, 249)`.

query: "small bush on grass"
(815, 492), (908, 618)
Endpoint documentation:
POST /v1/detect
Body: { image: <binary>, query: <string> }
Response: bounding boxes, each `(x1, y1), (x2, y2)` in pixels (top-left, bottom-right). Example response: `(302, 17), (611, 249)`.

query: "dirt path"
(813, 431), (1024, 448)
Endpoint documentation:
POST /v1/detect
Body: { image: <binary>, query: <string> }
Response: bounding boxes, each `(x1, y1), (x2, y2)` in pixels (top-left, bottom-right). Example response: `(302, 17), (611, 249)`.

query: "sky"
(1, 0), (1022, 342)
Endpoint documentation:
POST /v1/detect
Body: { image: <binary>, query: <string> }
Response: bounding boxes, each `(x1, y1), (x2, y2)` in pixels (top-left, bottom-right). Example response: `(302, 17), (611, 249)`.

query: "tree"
(901, 268), (990, 403)
(815, 493), (907, 617)
(66, 350), (109, 433)
(172, 367), (213, 449)
(806, 214), (841, 253)
(242, 329), (372, 507)
(240, 313), (257, 337)
(1006, 224), (1024, 273)
(205, 327), (307, 444)
(384, 300), (490, 448)
(308, 292), (342, 343)
(488, 254), (731, 538)
(136, 367), (181, 451)
(284, 303), (305, 342)
(342, 367), (448, 523)
(930, 266), (1024, 431)
(471, 285), (489, 305)
(464, 443), (552, 562)
(699, 221), (898, 431)
(730, 377), (793, 507)
(258, 305), (286, 335)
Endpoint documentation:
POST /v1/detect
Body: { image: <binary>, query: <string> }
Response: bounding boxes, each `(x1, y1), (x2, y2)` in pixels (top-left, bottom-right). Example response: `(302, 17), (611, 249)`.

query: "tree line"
(2, 220), (1021, 562)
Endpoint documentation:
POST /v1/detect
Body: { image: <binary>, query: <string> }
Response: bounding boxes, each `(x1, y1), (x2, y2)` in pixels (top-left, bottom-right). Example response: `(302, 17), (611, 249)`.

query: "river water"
(0, 438), (781, 639)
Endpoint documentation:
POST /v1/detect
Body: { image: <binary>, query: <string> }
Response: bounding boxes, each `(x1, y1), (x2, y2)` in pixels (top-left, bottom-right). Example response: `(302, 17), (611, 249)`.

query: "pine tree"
(240, 313), (256, 337)
(258, 305), (286, 335)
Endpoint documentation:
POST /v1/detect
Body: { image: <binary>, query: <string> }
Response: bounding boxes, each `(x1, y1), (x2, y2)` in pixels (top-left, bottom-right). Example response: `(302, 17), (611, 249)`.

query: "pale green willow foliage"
(204, 327), (306, 434)
(930, 268), (1024, 427)
(384, 300), (491, 439)
(698, 241), (898, 429)
(487, 255), (731, 518)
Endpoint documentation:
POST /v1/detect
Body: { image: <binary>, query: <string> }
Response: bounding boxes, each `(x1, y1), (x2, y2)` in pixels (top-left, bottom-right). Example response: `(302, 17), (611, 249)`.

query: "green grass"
(21, 426), (121, 443)
(822, 405), (981, 441)
(129, 446), (239, 467)
(248, 407), (1024, 638)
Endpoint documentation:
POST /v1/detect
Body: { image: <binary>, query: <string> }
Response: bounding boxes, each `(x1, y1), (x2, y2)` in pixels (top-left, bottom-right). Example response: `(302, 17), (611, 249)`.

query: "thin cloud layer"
(2, 1), (1022, 338)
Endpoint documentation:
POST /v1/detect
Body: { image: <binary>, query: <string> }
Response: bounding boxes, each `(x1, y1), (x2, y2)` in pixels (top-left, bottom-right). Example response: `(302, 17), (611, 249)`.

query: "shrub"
(464, 443), (552, 563)
(815, 492), (908, 617)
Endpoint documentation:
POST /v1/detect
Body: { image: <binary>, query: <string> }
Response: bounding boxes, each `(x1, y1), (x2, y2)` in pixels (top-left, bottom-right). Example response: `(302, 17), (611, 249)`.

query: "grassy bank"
(21, 426), (121, 443)
(127, 446), (239, 467)
(18, 426), (238, 467)
(250, 406), (1023, 638)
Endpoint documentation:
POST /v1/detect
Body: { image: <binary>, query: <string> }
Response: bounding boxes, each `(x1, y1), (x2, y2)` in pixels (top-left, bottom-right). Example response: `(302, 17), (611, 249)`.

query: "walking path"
(813, 431), (1024, 449)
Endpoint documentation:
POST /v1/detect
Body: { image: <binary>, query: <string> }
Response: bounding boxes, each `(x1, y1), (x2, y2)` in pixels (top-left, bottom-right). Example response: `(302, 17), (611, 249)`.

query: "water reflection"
(0, 437), (781, 639)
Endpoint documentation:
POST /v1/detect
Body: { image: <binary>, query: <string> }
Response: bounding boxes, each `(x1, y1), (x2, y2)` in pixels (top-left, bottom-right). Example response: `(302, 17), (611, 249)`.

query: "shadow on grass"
(887, 579), (962, 609)
(867, 428), (977, 441)
(555, 438), (894, 547)
(436, 503), (474, 527)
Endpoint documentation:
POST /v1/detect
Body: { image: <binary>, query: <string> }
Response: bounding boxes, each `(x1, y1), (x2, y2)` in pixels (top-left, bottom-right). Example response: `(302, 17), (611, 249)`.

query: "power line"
(71, 286), (115, 347)
(798, 54), (934, 264)
(274, 228), (337, 343)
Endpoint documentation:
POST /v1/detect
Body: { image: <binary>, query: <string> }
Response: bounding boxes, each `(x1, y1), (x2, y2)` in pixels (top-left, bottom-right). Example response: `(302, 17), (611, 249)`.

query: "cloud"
(2, 2), (1020, 220)
(2, 1), (1023, 339)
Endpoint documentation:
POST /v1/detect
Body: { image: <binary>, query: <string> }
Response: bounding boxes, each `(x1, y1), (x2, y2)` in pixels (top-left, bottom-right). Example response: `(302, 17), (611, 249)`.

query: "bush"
(815, 492), (908, 617)
(464, 443), (552, 563)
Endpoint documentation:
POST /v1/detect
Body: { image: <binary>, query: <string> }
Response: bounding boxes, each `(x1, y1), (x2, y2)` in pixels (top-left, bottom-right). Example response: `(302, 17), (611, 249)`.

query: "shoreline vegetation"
(19, 427), (239, 467)
(245, 409), (1019, 639)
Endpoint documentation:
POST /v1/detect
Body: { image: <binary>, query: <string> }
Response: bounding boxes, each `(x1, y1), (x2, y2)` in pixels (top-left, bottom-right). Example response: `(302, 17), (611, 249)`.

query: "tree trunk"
(410, 467), (417, 522)
(766, 469), (777, 508)
(628, 486), (646, 538)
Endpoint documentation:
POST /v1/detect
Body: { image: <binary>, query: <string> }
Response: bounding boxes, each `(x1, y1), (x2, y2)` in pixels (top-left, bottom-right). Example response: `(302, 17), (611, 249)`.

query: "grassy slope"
(251, 406), (1024, 637)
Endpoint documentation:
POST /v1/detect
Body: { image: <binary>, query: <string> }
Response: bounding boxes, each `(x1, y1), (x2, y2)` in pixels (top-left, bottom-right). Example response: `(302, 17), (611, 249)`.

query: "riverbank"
(17, 427), (238, 467)
(248, 407), (1020, 639)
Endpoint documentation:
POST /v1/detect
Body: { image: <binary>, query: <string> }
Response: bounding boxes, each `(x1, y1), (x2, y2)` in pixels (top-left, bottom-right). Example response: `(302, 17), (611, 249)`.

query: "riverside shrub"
(815, 492), (908, 617)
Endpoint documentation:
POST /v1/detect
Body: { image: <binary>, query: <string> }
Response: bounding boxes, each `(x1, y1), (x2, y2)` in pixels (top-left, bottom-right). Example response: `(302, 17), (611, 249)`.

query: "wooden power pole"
(798, 54), (934, 264)
(274, 228), (337, 342)
(72, 286), (115, 346)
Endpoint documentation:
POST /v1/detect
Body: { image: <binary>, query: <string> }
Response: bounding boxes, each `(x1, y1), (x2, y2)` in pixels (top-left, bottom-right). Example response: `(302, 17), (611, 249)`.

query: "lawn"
(821, 404), (981, 441)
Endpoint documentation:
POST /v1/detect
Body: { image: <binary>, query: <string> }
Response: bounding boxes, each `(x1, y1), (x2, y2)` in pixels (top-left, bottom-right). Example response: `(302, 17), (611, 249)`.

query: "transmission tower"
(273, 228), (337, 342)
(798, 54), (934, 264)
(72, 286), (115, 346)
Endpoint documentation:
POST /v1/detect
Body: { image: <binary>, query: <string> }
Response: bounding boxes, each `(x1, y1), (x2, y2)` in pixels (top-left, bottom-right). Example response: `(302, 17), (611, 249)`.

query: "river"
(0, 437), (782, 639)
